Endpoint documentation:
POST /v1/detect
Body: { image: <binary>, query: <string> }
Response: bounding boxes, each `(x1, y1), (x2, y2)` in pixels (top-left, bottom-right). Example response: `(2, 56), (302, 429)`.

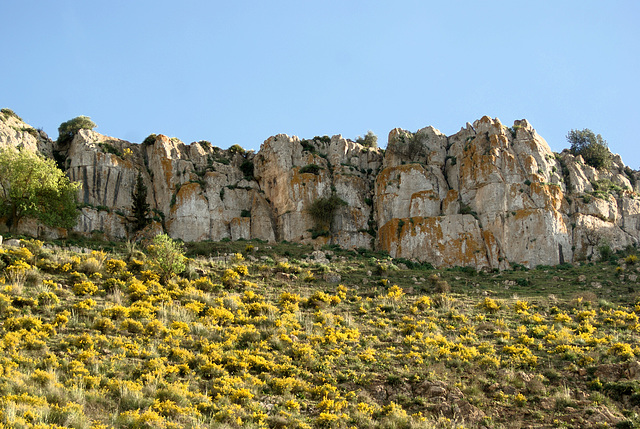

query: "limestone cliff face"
(254, 134), (382, 248)
(1, 111), (639, 269)
(376, 117), (640, 268)
(62, 131), (275, 243)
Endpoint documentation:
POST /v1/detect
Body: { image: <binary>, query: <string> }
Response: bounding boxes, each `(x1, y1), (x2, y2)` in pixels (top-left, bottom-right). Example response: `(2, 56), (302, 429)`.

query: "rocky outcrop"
(2, 110), (639, 269)
(0, 110), (53, 156)
(376, 117), (639, 268)
(253, 134), (382, 248)
(61, 131), (276, 243)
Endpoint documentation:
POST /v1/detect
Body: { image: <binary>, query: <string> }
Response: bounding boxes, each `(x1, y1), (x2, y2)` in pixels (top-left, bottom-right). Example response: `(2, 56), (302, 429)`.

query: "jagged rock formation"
(1, 110), (639, 269)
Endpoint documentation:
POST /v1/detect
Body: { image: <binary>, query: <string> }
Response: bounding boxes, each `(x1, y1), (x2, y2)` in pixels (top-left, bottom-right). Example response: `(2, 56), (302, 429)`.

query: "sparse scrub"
(0, 236), (636, 427)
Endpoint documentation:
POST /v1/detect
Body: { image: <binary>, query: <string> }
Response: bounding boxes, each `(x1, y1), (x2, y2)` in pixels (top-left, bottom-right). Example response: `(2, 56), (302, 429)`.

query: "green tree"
(147, 234), (186, 282)
(356, 130), (378, 148)
(0, 148), (80, 231)
(130, 171), (150, 232)
(567, 129), (612, 170)
(57, 116), (97, 145)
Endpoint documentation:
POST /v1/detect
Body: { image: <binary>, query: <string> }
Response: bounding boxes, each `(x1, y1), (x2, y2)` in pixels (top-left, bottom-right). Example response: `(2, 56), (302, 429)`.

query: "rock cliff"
(1, 110), (639, 269)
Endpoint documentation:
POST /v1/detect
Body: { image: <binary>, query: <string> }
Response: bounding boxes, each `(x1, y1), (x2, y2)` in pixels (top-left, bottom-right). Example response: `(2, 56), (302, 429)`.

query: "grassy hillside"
(0, 235), (639, 428)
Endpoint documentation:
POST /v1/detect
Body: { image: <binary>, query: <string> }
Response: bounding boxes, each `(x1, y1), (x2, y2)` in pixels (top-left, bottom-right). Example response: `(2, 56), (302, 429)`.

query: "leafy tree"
(567, 129), (612, 170)
(57, 115), (97, 145)
(147, 234), (186, 282)
(130, 171), (150, 232)
(356, 130), (378, 148)
(0, 148), (80, 231)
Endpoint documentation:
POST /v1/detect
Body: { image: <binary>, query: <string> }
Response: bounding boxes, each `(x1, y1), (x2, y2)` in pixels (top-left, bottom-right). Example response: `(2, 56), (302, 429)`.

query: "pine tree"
(131, 171), (150, 232)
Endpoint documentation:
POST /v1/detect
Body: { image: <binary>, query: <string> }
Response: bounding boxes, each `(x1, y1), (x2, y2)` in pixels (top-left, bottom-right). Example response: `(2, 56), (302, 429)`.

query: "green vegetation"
(0, 148), (80, 231)
(0, 234), (638, 428)
(98, 142), (123, 158)
(240, 159), (254, 179)
(567, 129), (613, 170)
(198, 140), (212, 150)
(130, 171), (150, 233)
(142, 134), (157, 145)
(308, 193), (347, 238)
(356, 130), (378, 148)
(0, 108), (23, 121)
(146, 233), (187, 282)
(228, 144), (246, 155)
(57, 116), (97, 146)
(300, 136), (331, 155)
(299, 164), (323, 175)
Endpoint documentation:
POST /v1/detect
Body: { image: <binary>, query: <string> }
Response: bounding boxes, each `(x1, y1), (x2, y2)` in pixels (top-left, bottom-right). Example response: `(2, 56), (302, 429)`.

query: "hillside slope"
(0, 237), (638, 428)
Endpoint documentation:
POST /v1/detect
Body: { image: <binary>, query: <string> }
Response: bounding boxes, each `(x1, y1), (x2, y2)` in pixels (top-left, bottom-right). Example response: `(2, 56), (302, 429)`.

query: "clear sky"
(3, 1), (639, 168)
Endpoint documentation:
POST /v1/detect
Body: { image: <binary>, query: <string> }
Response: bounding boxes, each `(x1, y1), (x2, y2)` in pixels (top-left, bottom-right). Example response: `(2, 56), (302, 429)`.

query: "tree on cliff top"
(567, 129), (612, 170)
(356, 130), (378, 148)
(57, 115), (96, 145)
(0, 147), (80, 231)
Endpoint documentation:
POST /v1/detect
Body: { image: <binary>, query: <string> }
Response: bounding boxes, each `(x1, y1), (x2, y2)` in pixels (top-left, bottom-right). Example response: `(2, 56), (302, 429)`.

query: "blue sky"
(3, 1), (639, 168)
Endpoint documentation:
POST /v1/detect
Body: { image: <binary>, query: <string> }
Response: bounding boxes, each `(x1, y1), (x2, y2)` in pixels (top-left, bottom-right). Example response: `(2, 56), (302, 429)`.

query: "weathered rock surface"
(2, 110), (640, 269)
(253, 134), (381, 248)
(0, 110), (53, 156)
(375, 117), (640, 269)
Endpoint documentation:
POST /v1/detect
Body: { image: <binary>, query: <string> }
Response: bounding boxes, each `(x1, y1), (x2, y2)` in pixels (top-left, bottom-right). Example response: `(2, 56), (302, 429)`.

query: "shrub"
(625, 254), (638, 265)
(598, 243), (614, 262)
(240, 160), (254, 179)
(299, 164), (322, 175)
(1, 108), (22, 121)
(147, 234), (186, 282)
(228, 144), (245, 155)
(479, 297), (501, 313)
(567, 129), (612, 170)
(105, 258), (127, 274)
(72, 280), (98, 296)
(356, 130), (378, 148)
(308, 193), (347, 234)
(142, 134), (157, 145)
(57, 115), (96, 145)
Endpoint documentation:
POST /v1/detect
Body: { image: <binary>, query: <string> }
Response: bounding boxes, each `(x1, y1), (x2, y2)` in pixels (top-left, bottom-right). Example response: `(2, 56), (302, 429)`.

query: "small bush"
(72, 280), (98, 296)
(1, 108), (23, 121)
(240, 159), (254, 179)
(105, 258), (127, 274)
(228, 144), (246, 155)
(299, 164), (322, 175)
(308, 193), (347, 233)
(598, 243), (614, 262)
(142, 134), (157, 145)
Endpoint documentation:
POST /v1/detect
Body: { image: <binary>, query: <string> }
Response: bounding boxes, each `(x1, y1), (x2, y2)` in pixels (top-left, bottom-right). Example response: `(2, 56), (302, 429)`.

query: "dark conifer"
(131, 171), (150, 232)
